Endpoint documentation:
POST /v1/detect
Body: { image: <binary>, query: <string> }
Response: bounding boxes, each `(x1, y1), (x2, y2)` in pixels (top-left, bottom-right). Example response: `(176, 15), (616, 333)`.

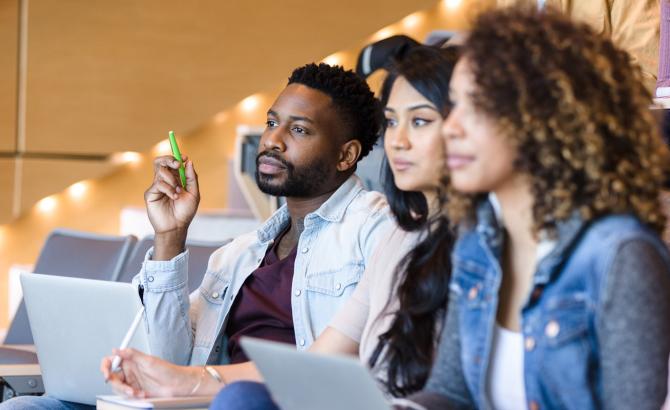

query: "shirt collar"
(256, 174), (365, 243)
(475, 198), (588, 285)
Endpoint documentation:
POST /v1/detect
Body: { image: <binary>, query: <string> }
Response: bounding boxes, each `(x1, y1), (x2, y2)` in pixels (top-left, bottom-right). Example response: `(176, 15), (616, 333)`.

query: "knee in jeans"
(210, 381), (276, 410)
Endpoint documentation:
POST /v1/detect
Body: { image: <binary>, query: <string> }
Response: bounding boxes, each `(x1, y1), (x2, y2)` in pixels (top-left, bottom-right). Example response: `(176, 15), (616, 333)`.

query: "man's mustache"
(256, 151), (291, 168)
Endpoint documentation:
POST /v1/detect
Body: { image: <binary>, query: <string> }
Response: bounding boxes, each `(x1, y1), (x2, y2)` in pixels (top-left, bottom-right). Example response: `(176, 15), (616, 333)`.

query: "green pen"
(168, 130), (187, 188)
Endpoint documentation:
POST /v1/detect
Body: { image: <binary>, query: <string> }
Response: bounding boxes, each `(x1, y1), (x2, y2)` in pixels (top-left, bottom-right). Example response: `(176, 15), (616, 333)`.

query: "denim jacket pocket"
(453, 258), (489, 309)
(541, 293), (590, 348)
(305, 262), (364, 296)
(199, 273), (229, 305)
(194, 274), (230, 349)
(535, 293), (595, 409)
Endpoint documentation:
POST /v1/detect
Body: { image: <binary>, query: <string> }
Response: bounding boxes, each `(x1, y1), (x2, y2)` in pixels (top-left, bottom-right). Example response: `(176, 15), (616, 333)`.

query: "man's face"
(255, 83), (346, 198)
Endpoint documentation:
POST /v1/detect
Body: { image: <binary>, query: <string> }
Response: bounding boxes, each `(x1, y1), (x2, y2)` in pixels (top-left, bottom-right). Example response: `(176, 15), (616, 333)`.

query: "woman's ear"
(337, 139), (363, 172)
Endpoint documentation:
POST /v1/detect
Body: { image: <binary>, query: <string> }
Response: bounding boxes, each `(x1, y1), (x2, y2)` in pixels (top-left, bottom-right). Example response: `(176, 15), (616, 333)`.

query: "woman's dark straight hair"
(369, 45), (459, 397)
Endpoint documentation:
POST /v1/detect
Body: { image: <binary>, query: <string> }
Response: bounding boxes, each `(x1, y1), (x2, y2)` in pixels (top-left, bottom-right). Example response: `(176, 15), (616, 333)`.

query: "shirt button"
(147, 276), (155, 282)
(545, 320), (560, 338)
(299, 339), (306, 346)
(212, 292), (220, 299)
(301, 247), (309, 254)
(335, 283), (342, 290)
(468, 286), (478, 300)
(525, 336), (536, 351)
(294, 289), (302, 296)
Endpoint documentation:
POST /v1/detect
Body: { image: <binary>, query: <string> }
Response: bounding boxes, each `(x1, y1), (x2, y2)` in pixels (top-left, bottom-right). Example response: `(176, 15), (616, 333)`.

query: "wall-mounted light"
(444, 0), (462, 10)
(110, 151), (142, 166)
(323, 53), (342, 66)
(67, 181), (88, 200)
(402, 12), (424, 30)
(153, 139), (173, 156)
(371, 27), (396, 42)
(240, 95), (260, 113)
(37, 196), (57, 214)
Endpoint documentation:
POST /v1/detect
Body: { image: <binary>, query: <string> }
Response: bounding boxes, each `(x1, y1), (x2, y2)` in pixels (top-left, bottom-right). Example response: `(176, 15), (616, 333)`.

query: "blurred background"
(0, 0), (667, 336)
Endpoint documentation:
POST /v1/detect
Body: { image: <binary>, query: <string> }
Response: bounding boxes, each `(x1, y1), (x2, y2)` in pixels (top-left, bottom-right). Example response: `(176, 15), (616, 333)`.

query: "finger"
(151, 181), (180, 201)
(109, 376), (134, 397)
(116, 348), (144, 360)
(122, 366), (142, 394)
(106, 370), (126, 385)
(153, 156), (182, 172)
(156, 167), (180, 190)
(101, 356), (113, 380)
(184, 160), (199, 196)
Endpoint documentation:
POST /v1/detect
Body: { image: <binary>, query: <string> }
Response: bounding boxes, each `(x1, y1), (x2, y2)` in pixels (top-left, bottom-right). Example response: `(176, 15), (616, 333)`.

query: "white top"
(537, 0), (547, 10)
(485, 192), (557, 409)
(486, 324), (527, 410)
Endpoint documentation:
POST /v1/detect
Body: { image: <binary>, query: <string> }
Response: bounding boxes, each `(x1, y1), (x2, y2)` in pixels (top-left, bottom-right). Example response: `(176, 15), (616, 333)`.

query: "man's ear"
(337, 139), (362, 172)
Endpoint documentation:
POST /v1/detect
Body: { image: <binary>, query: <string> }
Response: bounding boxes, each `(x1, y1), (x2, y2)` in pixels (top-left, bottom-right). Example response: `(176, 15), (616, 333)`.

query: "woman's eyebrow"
(406, 104), (439, 112)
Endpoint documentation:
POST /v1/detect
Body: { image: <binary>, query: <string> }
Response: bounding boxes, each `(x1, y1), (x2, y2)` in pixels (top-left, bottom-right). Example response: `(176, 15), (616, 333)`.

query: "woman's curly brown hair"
(448, 7), (670, 235)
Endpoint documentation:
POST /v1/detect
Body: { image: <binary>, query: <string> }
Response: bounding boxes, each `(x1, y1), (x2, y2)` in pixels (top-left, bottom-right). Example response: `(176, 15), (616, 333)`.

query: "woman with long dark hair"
(208, 44), (460, 409)
(320, 44), (458, 397)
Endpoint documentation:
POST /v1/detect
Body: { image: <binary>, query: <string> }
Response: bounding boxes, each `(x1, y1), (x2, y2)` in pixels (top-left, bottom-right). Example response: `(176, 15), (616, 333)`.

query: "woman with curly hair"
(405, 7), (670, 410)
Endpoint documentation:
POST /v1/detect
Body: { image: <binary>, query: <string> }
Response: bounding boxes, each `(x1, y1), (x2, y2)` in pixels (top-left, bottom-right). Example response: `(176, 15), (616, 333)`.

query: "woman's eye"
(385, 118), (397, 128)
(412, 118), (431, 127)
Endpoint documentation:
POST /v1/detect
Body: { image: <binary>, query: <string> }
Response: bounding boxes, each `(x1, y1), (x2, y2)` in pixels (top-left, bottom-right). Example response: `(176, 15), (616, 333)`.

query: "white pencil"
(110, 306), (145, 373)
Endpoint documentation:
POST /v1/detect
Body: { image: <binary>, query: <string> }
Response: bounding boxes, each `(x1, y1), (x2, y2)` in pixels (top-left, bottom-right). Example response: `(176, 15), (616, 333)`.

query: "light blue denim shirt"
(133, 175), (393, 366)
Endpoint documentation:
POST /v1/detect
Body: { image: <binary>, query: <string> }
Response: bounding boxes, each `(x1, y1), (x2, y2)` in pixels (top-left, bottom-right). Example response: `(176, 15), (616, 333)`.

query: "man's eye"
(292, 126), (306, 134)
(266, 120), (278, 128)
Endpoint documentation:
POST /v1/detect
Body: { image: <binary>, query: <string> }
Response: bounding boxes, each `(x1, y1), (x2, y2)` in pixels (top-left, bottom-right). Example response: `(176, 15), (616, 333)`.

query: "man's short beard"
(255, 152), (331, 198)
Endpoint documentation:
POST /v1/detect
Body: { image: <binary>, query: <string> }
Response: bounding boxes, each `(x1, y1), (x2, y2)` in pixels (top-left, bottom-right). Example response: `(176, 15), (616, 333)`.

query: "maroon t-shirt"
(225, 234), (298, 363)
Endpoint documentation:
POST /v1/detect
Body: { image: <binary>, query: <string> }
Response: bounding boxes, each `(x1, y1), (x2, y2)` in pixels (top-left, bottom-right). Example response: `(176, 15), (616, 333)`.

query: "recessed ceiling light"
(37, 196), (57, 214)
(68, 181), (88, 200)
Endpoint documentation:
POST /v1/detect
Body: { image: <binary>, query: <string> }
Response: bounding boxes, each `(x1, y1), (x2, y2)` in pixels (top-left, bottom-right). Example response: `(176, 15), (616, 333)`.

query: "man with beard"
(0, 63), (391, 409)
(86, 63), (391, 401)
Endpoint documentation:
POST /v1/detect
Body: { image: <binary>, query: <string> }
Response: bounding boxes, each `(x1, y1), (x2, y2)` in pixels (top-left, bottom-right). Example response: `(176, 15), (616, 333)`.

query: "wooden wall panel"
(0, 1), (18, 153)
(0, 159), (16, 224)
(23, 0), (436, 155)
(19, 158), (113, 214)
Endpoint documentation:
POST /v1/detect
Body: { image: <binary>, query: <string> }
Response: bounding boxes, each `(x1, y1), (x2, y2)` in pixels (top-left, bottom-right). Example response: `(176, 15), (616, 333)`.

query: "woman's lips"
(447, 154), (475, 170)
(391, 158), (413, 171)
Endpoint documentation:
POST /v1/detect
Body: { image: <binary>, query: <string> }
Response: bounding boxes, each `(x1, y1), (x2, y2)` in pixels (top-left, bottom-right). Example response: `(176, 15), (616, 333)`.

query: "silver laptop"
(241, 337), (393, 410)
(20, 273), (151, 405)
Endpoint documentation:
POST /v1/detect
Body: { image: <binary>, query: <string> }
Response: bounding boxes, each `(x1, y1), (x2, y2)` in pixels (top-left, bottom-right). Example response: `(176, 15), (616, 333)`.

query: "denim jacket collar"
(533, 212), (586, 286)
(255, 175), (365, 243)
(474, 198), (589, 286)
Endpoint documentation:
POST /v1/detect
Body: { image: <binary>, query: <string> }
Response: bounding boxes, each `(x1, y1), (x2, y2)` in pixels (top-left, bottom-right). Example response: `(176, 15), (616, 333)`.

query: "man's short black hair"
(288, 63), (383, 161)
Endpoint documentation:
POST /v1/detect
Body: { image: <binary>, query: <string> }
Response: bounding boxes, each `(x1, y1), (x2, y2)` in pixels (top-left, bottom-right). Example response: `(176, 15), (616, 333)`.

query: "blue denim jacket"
(448, 201), (670, 410)
(133, 176), (393, 365)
